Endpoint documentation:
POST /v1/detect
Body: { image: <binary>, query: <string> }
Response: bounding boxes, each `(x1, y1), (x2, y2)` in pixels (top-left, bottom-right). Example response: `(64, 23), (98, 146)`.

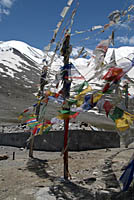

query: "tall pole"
(64, 118), (69, 179)
(125, 83), (128, 110)
(29, 134), (34, 158)
(29, 62), (48, 158)
(61, 31), (72, 179)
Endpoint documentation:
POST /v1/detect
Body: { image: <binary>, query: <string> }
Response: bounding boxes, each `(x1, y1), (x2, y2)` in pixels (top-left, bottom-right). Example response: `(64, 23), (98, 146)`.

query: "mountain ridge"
(0, 40), (134, 127)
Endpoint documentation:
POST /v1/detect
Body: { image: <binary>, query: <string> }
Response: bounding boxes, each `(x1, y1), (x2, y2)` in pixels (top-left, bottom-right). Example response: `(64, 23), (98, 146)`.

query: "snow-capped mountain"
(0, 41), (44, 124)
(1, 40), (134, 125)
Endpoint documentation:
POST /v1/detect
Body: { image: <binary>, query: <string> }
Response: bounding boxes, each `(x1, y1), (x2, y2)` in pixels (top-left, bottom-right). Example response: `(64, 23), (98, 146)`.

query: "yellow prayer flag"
(75, 85), (92, 106)
(57, 114), (70, 120)
(43, 124), (51, 131)
(128, 14), (130, 20)
(76, 98), (84, 107)
(115, 118), (130, 131)
(79, 85), (92, 96)
(92, 93), (103, 104)
(18, 115), (23, 120)
(115, 111), (134, 131)
(38, 124), (44, 135)
(74, 85), (92, 107)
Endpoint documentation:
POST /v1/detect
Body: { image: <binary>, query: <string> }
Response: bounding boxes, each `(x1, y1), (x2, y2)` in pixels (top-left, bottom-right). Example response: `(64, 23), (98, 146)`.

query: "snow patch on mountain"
(0, 40), (44, 63)
(1, 40), (134, 96)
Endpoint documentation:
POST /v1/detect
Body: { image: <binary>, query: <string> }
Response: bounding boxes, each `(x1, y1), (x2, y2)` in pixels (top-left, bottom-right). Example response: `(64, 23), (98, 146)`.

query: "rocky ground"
(0, 144), (134, 200)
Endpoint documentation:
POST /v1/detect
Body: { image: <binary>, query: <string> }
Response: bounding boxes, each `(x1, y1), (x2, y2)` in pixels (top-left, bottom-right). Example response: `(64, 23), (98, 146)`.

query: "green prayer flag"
(67, 98), (77, 105)
(27, 122), (39, 129)
(58, 109), (77, 115)
(59, 110), (70, 114)
(75, 81), (89, 94)
(43, 125), (52, 134)
(69, 111), (77, 115)
(109, 107), (124, 121)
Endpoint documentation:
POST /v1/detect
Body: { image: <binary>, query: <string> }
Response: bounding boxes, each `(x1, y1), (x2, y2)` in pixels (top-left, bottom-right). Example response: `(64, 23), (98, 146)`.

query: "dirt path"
(0, 145), (134, 199)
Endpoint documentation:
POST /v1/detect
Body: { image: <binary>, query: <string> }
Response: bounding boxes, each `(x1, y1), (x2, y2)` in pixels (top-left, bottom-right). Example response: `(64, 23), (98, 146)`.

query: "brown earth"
(0, 145), (134, 200)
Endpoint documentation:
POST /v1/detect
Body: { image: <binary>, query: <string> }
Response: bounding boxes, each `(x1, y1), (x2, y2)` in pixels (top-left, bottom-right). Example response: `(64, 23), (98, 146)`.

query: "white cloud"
(116, 36), (134, 45)
(118, 22), (129, 29)
(0, 0), (15, 20)
(116, 36), (129, 44)
(3, 8), (10, 15)
(1, 0), (15, 8)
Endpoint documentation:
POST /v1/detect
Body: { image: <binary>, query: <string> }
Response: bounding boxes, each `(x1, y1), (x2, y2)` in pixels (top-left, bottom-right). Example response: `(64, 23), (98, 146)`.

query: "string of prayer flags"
(57, 112), (79, 120)
(43, 124), (52, 134)
(67, 0), (74, 6)
(68, 3), (79, 34)
(108, 10), (121, 23)
(128, 5), (134, 12)
(44, 0), (74, 52)
(82, 92), (103, 111)
(32, 120), (52, 135)
(71, 24), (108, 37)
(91, 25), (103, 31)
(60, 7), (70, 18)
(75, 85), (92, 97)
(18, 103), (38, 120)
(38, 124), (52, 135)
(25, 117), (39, 129)
(74, 85), (92, 107)
(75, 81), (89, 94)
(33, 123), (43, 135)
(57, 110), (79, 120)
(85, 36), (112, 83)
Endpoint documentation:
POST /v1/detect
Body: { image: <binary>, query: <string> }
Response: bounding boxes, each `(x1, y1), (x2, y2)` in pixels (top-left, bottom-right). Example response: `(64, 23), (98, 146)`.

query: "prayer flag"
(103, 101), (113, 117)
(120, 159), (134, 191)
(115, 111), (134, 131)
(102, 67), (123, 81)
(110, 107), (124, 121)
(57, 111), (79, 120)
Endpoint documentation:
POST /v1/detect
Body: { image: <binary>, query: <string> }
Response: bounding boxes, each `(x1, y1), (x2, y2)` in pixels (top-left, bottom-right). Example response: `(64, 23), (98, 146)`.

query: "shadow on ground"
(26, 149), (134, 200)
(26, 156), (95, 199)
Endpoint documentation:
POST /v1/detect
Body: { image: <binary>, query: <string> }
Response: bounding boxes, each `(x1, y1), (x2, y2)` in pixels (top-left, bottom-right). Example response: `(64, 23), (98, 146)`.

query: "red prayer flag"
(103, 101), (113, 117)
(102, 83), (110, 93)
(102, 67), (123, 81)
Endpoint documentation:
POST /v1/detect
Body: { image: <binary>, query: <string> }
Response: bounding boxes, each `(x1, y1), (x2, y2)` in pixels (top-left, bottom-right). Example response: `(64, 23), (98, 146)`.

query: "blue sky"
(0, 0), (134, 51)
